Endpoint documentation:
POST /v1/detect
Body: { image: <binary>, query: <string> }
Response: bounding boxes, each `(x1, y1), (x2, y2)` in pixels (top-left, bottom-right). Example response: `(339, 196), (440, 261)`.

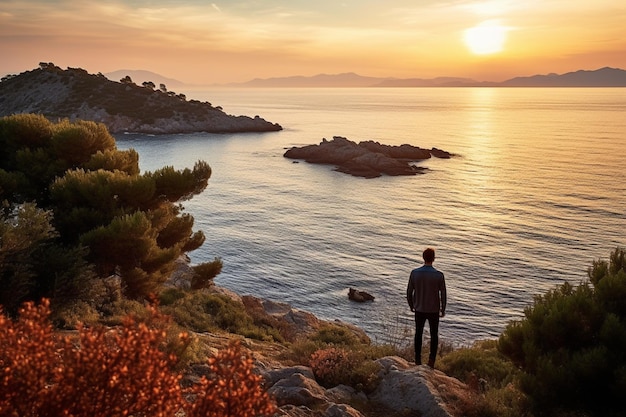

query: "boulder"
(262, 356), (468, 417)
(369, 356), (464, 417)
(348, 288), (375, 302)
(264, 367), (366, 417)
(284, 136), (454, 178)
(268, 372), (328, 408)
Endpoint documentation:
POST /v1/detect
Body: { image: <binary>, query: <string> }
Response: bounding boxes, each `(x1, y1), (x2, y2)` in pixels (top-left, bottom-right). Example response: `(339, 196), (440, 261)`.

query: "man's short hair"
(423, 248), (436, 263)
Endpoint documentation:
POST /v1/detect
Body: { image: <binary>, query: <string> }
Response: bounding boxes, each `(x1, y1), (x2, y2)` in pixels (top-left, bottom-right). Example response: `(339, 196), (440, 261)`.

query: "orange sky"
(1, 0), (625, 84)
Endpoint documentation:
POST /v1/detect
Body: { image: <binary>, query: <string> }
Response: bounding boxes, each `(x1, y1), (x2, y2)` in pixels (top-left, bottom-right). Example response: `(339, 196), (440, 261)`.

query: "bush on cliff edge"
(498, 247), (626, 417)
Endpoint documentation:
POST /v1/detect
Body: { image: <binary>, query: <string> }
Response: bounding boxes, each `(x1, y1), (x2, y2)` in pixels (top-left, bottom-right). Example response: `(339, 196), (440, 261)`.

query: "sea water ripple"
(116, 88), (626, 345)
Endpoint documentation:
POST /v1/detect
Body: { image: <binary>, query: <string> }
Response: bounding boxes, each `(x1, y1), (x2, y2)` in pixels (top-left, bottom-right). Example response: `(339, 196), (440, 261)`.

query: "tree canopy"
(0, 114), (222, 310)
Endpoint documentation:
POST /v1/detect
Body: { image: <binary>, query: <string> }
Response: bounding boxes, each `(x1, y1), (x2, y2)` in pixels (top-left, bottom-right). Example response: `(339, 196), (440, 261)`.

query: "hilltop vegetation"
(0, 63), (282, 134)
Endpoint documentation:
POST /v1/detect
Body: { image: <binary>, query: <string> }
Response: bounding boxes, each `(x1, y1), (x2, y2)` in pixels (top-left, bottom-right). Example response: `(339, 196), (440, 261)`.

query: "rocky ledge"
(284, 136), (454, 178)
(0, 63), (282, 134)
(184, 289), (471, 417)
(170, 258), (472, 417)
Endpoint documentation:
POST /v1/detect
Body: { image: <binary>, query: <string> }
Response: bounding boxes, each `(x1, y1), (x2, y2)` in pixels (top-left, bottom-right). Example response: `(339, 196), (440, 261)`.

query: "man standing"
(406, 248), (447, 368)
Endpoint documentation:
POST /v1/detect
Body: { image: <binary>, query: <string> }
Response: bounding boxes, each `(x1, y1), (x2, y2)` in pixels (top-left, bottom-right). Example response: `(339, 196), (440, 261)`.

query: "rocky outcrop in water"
(348, 288), (375, 302)
(284, 136), (454, 178)
(0, 63), (282, 134)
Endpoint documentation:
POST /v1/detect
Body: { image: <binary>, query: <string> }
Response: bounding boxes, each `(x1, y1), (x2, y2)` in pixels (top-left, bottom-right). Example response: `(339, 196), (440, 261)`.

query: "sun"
(464, 20), (508, 55)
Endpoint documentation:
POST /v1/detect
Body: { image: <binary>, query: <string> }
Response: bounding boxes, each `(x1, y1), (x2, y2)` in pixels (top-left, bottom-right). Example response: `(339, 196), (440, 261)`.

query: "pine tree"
(0, 114), (221, 303)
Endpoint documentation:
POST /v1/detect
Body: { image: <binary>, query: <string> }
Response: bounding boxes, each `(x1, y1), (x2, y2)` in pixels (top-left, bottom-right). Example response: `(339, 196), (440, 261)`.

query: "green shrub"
(311, 323), (368, 346)
(437, 340), (529, 417)
(159, 287), (187, 306)
(498, 247), (626, 417)
(279, 339), (323, 365)
(439, 340), (518, 390)
(160, 290), (283, 342)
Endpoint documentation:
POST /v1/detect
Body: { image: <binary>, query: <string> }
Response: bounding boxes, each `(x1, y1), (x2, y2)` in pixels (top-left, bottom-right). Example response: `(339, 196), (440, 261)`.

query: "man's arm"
(406, 275), (415, 312)
(439, 275), (447, 317)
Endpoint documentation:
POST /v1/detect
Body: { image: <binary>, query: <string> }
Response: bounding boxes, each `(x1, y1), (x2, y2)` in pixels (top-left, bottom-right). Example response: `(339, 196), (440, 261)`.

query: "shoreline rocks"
(171, 259), (471, 417)
(284, 136), (454, 178)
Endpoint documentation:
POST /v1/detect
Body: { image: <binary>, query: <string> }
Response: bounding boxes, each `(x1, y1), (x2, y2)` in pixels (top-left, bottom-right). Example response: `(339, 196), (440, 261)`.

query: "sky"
(1, 0), (625, 85)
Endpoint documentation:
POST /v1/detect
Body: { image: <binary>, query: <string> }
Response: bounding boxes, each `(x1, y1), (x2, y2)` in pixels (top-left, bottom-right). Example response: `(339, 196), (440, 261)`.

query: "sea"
(114, 87), (626, 346)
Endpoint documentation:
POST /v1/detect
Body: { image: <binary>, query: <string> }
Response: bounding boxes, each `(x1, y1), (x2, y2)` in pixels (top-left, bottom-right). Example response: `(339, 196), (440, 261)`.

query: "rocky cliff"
(0, 63), (282, 134)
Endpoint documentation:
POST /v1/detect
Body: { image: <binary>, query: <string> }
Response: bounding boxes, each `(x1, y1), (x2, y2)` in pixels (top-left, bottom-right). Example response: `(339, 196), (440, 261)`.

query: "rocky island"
(0, 63), (282, 134)
(284, 136), (454, 178)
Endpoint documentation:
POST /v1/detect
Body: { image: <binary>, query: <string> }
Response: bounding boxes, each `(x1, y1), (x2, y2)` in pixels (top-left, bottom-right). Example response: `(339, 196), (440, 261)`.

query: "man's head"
(423, 248), (436, 264)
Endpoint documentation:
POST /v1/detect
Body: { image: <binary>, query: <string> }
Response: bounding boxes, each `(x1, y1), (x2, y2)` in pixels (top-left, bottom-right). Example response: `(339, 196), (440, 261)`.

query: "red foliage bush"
(185, 341), (276, 417)
(0, 299), (275, 417)
(309, 347), (355, 388)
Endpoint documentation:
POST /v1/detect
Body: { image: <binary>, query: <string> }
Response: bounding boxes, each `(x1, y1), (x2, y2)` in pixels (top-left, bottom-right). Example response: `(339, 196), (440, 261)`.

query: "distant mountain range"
(224, 67), (626, 88)
(104, 69), (188, 89)
(99, 67), (626, 88)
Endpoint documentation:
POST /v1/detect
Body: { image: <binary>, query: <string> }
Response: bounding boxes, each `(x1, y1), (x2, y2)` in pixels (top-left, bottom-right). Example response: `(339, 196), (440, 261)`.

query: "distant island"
(226, 67), (626, 88)
(0, 63), (282, 134)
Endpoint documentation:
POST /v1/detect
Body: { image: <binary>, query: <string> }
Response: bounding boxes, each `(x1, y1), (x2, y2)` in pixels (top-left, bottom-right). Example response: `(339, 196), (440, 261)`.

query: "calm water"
(115, 88), (626, 346)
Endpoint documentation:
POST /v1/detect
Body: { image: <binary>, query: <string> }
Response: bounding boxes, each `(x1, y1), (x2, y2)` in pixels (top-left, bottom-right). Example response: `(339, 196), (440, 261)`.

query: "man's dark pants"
(414, 311), (440, 366)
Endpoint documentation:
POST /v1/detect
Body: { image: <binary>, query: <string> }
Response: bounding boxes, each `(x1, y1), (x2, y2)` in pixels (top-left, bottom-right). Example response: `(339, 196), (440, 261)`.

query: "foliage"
(0, 299), (183, 416)
(498, 247), (626, 417)
(0, 114), (215, 303)
(160, 290), (284, 342)
(310, 347), (357, 388)
(311, 323), (369, 346)
(0, 299), (276, 417)
(186, 340), (276, 417)
(191, 258), (223, 289)
(309, 346), (382, 392)
(438, 340), (529, 417)
(439, 340), (519, 390)
(0, 203), (55, 310)
(0, 203), (99, 314)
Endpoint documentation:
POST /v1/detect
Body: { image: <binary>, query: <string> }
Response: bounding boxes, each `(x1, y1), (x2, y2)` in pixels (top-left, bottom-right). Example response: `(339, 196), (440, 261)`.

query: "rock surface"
(259, 356), (469, 417)
(284, 136), (454, 178)
(0, 64), (282, 134)
(183, 289), (471, 417)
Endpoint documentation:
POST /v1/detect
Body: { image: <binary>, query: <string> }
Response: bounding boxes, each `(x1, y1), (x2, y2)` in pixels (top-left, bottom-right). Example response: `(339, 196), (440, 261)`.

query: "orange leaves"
(186, 340), (276, 417)
(0, 300), (276, 417)
(309, 347), (357, 389)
